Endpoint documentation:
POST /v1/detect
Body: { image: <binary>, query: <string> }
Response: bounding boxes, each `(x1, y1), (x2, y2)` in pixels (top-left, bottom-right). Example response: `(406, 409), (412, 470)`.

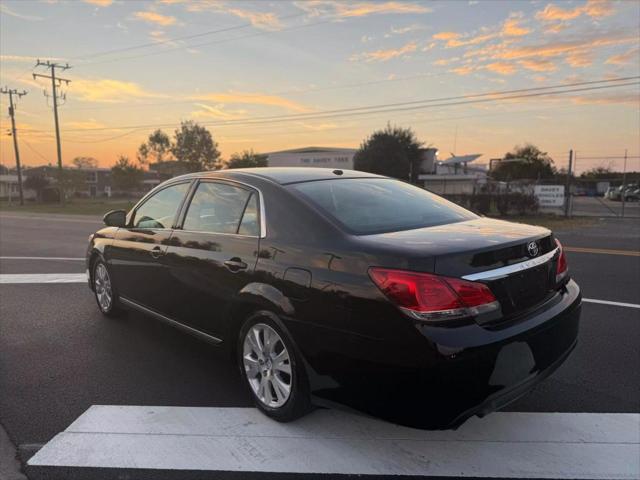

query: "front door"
(163, 180), (261, 339)
(108, 181), (191, 313)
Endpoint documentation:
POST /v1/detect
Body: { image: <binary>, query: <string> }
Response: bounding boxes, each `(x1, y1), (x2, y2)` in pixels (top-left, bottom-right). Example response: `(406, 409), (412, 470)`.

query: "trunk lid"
(360, 217), (558, 321)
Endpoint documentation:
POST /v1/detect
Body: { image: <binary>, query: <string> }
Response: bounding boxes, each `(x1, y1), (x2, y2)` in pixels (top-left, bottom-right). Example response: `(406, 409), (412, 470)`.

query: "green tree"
(137, 129), (172, 166)
(580, 165), (613, 179)
(111, 155), (144, 192)
(57, 169), (86, 198)
(171, 121), (220, 171)
(353, 124), (424, 183)
(492, 144), (556, 181)
(226, 150), (268, 169)
(72, 156), (98, 169)
(24, 173), (50, 201)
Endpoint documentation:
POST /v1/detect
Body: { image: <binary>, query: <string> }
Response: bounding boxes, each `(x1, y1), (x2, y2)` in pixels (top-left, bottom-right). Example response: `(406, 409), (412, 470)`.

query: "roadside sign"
(534, 185), (565, 208)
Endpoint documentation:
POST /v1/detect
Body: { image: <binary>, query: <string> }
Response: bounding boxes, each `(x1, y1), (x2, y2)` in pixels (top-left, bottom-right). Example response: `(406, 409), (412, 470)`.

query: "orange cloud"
(519, 58), (557, 72)
(191, 92), (310, 112)
(433, 32), (460, 41)
(572, 91), (639, 106)
(433, 15), (530, 49)
(536, 0), (614, 21)
(470, 33), (638, 61)
(65, 120), (108, 130)
(566, 52), (593, 67)
(485, 62), (516, 75)
(502, 17), (530, 37)
(298, 1), (431, 18)
(350, 41), (417, 62)
(450, 65), (475, 76)
(191, 104), (248, 120)
(133, 11), (177, 26)
(83, 0), (113, 6)
(225, 8), (282, 30)
(71, 78), (167, 103)
(605, 47), (640, 65)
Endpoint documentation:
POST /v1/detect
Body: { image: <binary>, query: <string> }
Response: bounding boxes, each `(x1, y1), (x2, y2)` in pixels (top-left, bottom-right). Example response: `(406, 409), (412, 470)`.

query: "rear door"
(163, 179), (261, 339)
(109, 181), (191, 313)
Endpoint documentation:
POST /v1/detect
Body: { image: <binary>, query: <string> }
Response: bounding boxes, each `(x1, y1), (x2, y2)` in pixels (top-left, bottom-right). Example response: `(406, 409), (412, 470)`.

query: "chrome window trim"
(184, 177), (267, 239)
(462, 247), (559, 282)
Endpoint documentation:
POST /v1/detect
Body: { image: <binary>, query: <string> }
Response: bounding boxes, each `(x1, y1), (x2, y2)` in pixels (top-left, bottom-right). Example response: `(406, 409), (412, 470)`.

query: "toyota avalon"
(86, 167), (581, 429)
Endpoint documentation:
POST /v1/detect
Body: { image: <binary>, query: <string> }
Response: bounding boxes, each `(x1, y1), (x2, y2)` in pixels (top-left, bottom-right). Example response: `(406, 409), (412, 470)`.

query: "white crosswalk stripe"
(28, 406), (640, 479)
(0, 273), (87, 284)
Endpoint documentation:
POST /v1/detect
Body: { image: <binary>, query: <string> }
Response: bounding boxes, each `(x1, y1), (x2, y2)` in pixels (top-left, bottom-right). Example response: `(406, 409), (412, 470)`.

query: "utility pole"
(1, 87), (28, 205)
(621, 149), (628, 218)
(33, 60), (71, 202)
(565, 150), (573, 217)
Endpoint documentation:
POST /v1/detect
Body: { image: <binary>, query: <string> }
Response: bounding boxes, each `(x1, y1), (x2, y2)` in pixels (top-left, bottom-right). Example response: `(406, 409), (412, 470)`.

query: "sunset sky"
(1, 0), (639, 173)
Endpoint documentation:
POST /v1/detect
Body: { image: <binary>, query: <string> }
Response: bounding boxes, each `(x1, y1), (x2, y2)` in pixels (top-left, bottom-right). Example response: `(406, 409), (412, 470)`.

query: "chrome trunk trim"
(462, 247), (559, 282)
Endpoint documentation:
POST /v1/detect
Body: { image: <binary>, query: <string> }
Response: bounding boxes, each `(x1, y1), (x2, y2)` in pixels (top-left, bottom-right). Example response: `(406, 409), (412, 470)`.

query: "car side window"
(238, 193), (259, 236)
(132, 182), (190, 229)
(183, 182), (257, 235)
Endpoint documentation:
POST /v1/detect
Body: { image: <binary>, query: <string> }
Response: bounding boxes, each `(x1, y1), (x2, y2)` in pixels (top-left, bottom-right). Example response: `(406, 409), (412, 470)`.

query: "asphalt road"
(0, 212), (638, 449)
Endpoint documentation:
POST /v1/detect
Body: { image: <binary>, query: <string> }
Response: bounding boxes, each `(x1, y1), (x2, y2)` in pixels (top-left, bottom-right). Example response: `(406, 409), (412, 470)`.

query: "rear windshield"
(290, 178), (477, 234)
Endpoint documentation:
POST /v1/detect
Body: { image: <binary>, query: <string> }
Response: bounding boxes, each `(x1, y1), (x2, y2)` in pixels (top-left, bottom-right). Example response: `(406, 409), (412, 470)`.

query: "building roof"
(265, 146), (357, 155)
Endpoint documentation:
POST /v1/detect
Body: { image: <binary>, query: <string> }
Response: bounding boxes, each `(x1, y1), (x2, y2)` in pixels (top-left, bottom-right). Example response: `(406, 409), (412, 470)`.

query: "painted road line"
(0, 257), (85, 261)
(0, 273), (86, 284)
(28, 406), (639, 479)
(583, 298), (640, 309)
(564, 246), (640, 257)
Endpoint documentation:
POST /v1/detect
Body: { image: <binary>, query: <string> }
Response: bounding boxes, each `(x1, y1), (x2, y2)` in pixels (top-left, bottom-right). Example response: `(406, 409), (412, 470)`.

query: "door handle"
(150, 246), (163, 259)
(224, 258), (248, 272)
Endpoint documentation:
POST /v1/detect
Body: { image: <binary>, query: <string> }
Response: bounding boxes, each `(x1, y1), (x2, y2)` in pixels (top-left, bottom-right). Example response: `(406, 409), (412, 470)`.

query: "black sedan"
(87, 167), (581, 429)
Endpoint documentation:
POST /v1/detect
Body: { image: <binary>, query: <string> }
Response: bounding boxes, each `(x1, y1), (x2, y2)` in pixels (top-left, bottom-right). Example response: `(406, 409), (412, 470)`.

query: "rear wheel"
(238, 314), (311, 422)
(93, 260), (122, 317)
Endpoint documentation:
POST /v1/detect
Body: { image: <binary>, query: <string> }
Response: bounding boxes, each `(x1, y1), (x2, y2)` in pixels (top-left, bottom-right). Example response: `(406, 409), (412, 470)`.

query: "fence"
(428, 177), (640, 219)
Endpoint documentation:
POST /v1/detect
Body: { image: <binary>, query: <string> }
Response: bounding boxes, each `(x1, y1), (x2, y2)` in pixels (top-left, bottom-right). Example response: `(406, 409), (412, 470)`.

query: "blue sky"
(1, 0), (639, 172)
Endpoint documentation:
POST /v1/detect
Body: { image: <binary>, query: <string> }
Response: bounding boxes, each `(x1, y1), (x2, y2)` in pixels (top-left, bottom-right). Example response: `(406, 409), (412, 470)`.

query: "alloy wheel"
(94, 263), (113, 312)
(242, 323), (292, 408)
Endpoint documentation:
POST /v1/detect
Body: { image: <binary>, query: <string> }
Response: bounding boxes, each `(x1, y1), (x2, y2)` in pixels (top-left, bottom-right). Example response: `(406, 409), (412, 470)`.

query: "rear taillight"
(368, 268), (500, 322)
(555, 238), (569, 283)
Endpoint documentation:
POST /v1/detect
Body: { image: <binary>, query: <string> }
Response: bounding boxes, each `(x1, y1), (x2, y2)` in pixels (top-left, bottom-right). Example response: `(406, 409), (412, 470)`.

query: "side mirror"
(103, 209), (127, 227)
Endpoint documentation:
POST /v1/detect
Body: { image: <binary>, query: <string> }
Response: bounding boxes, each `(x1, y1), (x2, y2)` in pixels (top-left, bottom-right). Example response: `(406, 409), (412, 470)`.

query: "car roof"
(175, 167), (385, 185)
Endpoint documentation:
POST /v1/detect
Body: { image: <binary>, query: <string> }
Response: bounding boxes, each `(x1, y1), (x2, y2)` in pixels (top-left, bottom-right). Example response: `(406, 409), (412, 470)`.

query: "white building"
(0, 174), (36, 201)
(266, 147), (357, 170)
(418, 152), (488, 195)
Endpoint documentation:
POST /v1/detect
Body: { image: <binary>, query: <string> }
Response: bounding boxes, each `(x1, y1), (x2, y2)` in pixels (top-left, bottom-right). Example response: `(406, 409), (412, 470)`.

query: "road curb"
(0, 423), (27, 480)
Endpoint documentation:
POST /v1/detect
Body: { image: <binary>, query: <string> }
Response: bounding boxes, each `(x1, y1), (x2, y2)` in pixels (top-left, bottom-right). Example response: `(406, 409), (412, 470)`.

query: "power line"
(51, 77), (639, 133)
(75, 17), (335, 67)
(22, 139), (52, 164)
(573, 155), (640, 159)
(62, 71), (452, 112)
(71, 12), (306, 61)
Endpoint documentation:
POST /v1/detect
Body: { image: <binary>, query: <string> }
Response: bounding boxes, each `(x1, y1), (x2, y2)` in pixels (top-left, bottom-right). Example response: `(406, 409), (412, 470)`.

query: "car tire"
(92, 260), (123, 318)
(238, 312), (312, 422)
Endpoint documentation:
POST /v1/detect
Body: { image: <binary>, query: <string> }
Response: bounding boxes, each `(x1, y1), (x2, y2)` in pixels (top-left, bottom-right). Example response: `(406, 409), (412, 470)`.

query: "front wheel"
(238, 314), (311, 422)
(93, 260), (123, 317)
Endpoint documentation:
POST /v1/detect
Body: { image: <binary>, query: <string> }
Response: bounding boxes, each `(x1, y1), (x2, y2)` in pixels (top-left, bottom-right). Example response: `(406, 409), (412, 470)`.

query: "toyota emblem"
(527, 241), (539, 258)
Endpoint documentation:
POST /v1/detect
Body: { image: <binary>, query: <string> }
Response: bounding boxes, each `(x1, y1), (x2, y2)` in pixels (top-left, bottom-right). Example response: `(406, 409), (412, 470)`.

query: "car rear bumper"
(309, 279), (581, 429)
